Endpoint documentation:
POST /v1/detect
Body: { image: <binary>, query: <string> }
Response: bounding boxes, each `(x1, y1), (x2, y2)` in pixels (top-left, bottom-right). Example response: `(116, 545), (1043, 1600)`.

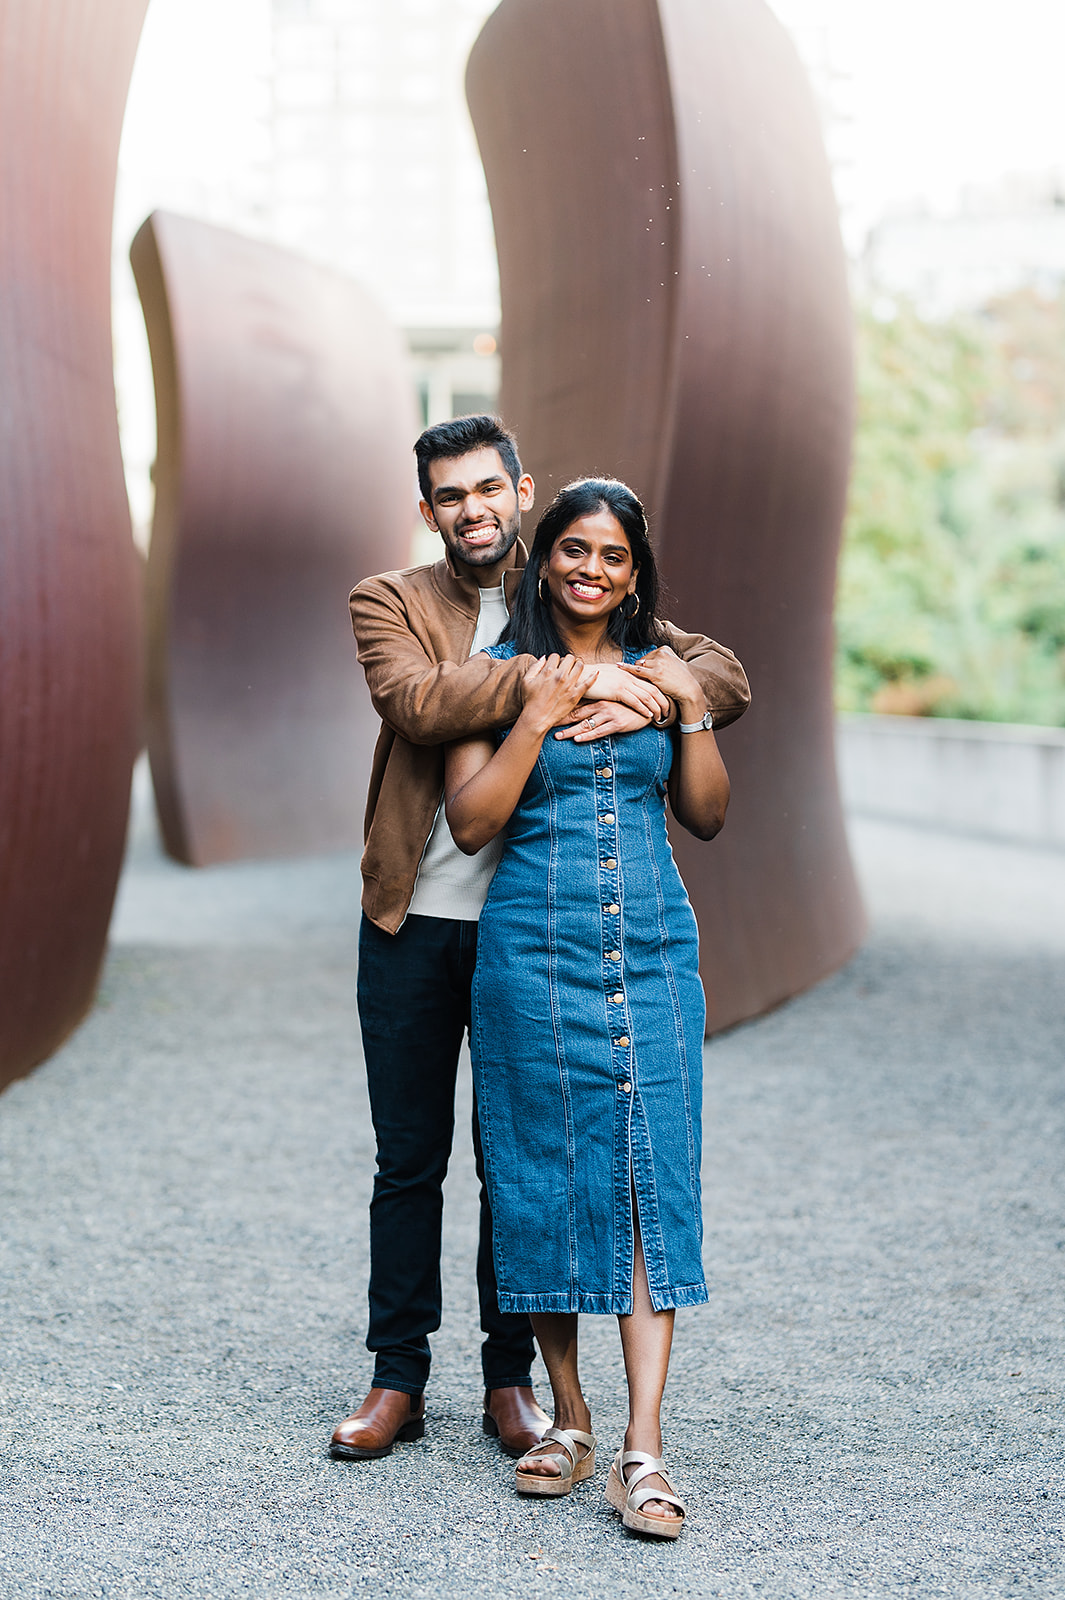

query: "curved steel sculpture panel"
(131, 212), (417, 865)
(468, 0), (865, 1031)
(0, 0), (147, 1090)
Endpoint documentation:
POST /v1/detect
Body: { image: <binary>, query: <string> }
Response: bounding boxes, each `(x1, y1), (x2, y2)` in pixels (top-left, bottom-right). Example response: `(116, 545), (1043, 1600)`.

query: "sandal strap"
(519, 1426), (595, 1476)
(627, 1481), (686, 1516)
(613, 1449), (686, 1516)
(547, 1427), (595, 1454)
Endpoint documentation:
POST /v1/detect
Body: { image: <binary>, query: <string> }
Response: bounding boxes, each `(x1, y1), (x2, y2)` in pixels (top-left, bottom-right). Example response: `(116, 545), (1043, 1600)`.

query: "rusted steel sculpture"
(468, 0), (865, 1031)
(0, 0), (148, 1091)
(131, 212), (417, 865)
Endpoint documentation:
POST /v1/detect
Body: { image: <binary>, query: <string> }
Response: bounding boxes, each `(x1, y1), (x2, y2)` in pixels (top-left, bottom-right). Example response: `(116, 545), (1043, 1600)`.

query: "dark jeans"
(357, 912), (536, 1395)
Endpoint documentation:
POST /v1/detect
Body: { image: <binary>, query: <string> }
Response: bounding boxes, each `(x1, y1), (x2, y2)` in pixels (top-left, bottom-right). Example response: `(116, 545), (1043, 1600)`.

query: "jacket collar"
(433, 537), (528, 613)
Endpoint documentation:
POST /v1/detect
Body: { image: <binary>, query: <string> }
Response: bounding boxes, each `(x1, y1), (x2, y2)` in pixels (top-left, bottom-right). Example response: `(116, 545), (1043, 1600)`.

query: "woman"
(445, 479), (729, 1539)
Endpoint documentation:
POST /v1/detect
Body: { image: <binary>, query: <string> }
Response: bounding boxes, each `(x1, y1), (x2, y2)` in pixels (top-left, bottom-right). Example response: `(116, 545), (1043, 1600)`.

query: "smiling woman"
(443, 476), (730, 1537)
(544, 509), (638, 621)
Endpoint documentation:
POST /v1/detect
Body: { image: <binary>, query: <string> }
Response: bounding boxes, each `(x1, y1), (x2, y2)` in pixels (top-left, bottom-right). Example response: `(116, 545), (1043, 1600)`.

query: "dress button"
(601, 812), (615, 825)
(606, 903), (620, 914)
(597, 766), (613, 778)
(611, 992), (625, 1004)
(619, 1081), (632, 1093)
(603, 858), (617, 869)
(617, 1036), (630, 1047)
(606, 950), (621, 961)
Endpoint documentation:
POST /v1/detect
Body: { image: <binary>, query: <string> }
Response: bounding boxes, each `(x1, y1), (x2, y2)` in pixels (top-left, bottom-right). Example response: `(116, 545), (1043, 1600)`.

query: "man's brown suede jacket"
(349, 541), (751, 933)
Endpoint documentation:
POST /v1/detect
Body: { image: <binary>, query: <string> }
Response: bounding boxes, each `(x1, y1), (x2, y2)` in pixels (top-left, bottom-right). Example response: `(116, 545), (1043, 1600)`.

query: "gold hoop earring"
(627, 592), (640, 616)
(538, 576), (549, 603)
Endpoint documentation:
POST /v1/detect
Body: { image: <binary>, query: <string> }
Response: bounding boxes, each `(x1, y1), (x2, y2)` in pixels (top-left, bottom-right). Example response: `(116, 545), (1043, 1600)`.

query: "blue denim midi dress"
(470, 643), (709, 1316)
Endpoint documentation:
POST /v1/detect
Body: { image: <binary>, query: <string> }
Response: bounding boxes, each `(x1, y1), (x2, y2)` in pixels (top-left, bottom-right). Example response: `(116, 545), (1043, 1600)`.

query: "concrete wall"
(837, 713), (1065, 848)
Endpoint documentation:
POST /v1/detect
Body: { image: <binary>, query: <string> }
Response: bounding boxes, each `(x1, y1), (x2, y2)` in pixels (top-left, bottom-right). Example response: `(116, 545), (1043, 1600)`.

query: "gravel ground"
(1, 774), (1063, 1599)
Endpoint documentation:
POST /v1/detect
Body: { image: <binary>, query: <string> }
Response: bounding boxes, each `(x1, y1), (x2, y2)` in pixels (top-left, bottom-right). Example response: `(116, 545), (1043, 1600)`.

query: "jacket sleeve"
(662, 623), (751, 729)
(350, 578), (533, 747)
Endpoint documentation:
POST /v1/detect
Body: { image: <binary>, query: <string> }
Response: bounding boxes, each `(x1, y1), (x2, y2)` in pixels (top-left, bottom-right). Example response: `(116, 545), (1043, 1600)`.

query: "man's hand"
(623, 647), (706, 723)
(585, 662), (671, 723)
(554, 699), (667, 742)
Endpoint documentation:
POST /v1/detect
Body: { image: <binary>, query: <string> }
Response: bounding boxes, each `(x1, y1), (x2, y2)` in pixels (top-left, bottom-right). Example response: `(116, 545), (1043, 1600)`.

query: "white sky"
(769, 0), (1065, 241)
(118, 0), (1065, 249)
(119, 0), (271, 190)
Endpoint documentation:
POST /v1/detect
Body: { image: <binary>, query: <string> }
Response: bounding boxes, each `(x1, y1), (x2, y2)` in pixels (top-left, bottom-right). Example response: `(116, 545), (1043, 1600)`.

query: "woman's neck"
(551, 612), (621, 663)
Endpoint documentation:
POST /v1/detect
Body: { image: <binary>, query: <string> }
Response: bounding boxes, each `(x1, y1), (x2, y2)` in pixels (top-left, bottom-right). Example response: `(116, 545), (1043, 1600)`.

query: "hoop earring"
(538, 576), (549, 603)
(627, 592), (640, 616)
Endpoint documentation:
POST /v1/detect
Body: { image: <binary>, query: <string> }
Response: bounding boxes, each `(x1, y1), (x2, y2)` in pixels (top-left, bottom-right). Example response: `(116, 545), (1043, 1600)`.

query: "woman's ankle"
(553, 1399), (593, 1433)
(623, 1421), (663, 1457)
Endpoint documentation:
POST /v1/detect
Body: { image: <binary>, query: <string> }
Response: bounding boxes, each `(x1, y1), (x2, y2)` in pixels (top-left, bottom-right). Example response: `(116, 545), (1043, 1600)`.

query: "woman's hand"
(519, 654), (599, 735)
(623, 647), (706, 723)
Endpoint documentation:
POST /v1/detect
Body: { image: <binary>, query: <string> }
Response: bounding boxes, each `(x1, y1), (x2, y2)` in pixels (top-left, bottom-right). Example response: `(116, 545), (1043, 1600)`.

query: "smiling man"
(331, 415), (750, 1464)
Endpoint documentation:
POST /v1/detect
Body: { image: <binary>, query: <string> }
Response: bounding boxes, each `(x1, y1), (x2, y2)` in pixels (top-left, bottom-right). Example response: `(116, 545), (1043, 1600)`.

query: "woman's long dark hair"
(500, 477), (669, 657)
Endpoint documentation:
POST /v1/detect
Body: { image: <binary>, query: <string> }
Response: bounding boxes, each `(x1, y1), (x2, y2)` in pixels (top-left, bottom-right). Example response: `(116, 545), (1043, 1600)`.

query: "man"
(331, 415), (749, 1462)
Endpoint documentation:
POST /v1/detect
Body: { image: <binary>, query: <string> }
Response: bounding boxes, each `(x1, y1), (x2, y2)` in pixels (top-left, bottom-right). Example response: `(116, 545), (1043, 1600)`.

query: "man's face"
(420, 445), (534, 572)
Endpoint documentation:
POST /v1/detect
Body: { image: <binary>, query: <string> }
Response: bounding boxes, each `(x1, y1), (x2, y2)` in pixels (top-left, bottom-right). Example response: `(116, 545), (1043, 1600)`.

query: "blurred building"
(266, 0), (500, 424)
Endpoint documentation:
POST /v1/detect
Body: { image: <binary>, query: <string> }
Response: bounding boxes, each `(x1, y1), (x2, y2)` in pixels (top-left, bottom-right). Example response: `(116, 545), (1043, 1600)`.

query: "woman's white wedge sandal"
(514, 1426), (597, 1497)
(605, 1449), (687, 1538)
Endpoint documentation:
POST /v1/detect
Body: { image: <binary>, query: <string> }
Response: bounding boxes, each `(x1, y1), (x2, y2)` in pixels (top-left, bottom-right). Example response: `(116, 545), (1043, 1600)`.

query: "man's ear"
(517, 473), (535, 513)
(418, 498), (439, 532)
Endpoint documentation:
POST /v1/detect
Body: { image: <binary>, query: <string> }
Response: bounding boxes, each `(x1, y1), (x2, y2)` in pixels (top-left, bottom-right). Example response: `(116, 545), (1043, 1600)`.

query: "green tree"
(837, 291), (1065, 725)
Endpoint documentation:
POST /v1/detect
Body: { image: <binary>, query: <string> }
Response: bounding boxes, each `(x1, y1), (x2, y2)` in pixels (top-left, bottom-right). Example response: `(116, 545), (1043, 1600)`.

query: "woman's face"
(541, 509), (637, 625)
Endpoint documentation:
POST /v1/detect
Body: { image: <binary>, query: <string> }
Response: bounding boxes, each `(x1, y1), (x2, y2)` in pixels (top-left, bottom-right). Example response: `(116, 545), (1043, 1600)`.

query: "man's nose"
(462, 494), (490, 522)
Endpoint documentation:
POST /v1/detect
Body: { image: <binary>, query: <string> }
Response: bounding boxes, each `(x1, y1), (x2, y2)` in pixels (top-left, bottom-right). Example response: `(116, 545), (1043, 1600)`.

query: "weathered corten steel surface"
(131, 212), (417, 865)
(468, 0), (864, 1032)
(0, 0), (148, 1090)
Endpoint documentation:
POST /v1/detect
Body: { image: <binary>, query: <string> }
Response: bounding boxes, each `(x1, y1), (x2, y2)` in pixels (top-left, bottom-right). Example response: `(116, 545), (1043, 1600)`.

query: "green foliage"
(837, 290), (1065, 725)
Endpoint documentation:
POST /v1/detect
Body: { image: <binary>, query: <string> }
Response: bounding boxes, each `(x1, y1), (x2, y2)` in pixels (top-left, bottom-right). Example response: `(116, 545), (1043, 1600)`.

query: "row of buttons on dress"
(596, 753), (632, 1094)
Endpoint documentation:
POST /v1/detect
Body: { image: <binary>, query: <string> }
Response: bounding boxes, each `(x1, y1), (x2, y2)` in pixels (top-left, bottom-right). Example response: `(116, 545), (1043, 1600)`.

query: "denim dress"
(470, 643), (709, 1316)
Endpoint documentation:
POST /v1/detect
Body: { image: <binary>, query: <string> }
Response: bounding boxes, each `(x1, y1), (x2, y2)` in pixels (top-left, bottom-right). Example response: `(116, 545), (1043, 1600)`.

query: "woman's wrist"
(675, 695), (707, 725)
(516, 704), (556, 741)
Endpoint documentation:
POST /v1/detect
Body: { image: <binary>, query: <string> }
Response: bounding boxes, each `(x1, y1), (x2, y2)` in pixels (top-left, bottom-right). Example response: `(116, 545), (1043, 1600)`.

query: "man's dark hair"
(413, 414), (523, 505)
(501, 477), (669, 658)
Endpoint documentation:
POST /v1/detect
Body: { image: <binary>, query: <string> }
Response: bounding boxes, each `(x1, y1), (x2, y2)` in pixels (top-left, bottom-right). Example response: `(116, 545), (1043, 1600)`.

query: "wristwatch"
(678, 710), (714, 734)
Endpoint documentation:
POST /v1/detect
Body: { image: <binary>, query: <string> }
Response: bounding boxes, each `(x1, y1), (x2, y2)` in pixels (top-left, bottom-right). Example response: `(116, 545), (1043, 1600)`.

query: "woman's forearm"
(445, 714), (551, 854)
(668, 695), (730, 839)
